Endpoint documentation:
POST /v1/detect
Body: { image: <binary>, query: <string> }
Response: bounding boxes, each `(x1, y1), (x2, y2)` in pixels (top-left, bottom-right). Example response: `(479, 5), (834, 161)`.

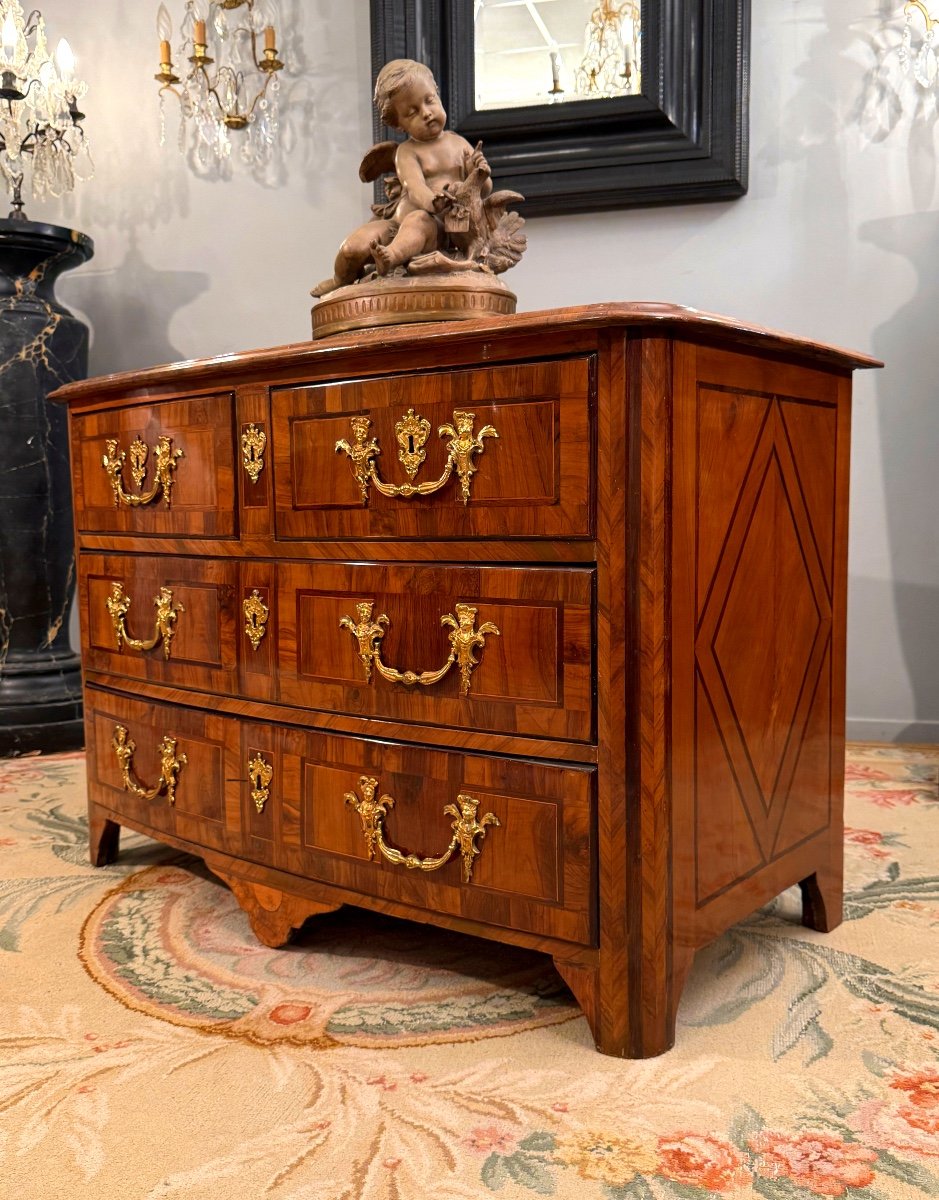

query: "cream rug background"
(1, 745), (938, 1199)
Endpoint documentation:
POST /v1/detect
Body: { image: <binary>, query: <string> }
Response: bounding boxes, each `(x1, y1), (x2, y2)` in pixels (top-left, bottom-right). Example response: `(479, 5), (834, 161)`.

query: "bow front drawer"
(79, 553), (239, 694)
(276, 560), (595, 743)
(71, 393), (236, 537)
(84, 689), (244, 856)
(271, 356), (593, 540)
(278, 727), (595, 945)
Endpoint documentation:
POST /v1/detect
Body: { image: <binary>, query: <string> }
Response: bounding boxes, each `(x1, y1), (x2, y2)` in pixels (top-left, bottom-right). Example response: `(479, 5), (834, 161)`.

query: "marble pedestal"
(0, 219), (93, 755)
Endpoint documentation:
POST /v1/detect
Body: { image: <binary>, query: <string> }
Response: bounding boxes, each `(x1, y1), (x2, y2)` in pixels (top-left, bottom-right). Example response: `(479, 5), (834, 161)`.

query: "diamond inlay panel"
(695, 401), (834, 865)
(712, 453), (822, 807)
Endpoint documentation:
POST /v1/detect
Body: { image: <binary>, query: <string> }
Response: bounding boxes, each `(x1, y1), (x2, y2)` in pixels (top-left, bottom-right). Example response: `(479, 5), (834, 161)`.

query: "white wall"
(36, 0), (939, 741)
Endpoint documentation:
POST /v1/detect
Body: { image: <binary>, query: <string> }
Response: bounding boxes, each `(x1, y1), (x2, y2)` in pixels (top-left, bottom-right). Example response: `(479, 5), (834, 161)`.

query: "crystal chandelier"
(897, 0), (939, 87)
(0, 0), (91, 220)
(154, 0), (284, 172)
(573, 0), (641, 99)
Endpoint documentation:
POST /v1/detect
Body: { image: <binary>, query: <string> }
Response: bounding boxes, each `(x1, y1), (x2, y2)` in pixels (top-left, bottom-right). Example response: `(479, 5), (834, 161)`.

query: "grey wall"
(36, 0), (938, 741)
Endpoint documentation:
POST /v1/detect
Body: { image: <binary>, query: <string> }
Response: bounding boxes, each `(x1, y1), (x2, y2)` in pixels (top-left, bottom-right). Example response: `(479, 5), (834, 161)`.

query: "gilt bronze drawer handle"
(344, 775), (500, 884)
(335, 409), (497, 506)
(241, 424), (266, 483)
(339, 600), (499, 697)
(243, 589), (269, 650)
(102, 435), (184, 507)
(248, 752), (273, 814)
(105, 582), (183, 659)
(111, 724), (187, 806)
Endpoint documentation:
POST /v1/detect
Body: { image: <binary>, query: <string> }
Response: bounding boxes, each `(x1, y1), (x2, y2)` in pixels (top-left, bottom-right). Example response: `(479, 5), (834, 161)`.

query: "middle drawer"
(80, 555), (595, 744)
(277, 561), (595, 742)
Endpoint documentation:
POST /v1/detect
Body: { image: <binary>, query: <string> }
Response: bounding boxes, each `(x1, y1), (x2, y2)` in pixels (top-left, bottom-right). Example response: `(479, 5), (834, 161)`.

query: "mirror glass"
(473, 0), (642, 110)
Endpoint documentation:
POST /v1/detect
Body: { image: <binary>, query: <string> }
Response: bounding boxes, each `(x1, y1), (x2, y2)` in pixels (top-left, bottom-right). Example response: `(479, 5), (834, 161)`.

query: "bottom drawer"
(85, 690), (245, 858)
(276, 729), (595, 945)
(85, 690), (596, 946)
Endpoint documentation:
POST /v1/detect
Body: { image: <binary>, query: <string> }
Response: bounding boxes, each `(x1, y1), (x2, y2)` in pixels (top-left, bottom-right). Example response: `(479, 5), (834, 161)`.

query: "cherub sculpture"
(312, 59), (526, 299)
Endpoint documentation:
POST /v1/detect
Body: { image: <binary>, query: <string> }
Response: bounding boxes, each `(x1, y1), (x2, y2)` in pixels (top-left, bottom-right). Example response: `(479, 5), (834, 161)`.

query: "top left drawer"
(71, 394), (237, 538)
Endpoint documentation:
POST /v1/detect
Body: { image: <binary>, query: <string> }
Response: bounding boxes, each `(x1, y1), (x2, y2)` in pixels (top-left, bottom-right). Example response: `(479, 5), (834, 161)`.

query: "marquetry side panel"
(671, 345), (847, 930)
(71, 393), (237, 537)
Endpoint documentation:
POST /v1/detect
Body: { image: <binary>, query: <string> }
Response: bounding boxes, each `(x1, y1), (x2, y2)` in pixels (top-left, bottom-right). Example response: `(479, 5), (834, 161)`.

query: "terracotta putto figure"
(312, 59), (526, 304)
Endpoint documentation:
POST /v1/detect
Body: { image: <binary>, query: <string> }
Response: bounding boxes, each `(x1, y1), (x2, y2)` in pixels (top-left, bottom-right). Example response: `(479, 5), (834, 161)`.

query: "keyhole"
(408, 435), (415, 455)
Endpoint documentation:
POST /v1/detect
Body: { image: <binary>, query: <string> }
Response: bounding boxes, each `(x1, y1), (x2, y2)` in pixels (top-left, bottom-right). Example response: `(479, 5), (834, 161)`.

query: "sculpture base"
(311, 273), (517, 339)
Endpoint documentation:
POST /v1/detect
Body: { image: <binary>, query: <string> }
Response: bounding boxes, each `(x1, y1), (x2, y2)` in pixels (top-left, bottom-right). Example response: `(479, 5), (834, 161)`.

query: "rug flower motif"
(1, 744), (938, 1199)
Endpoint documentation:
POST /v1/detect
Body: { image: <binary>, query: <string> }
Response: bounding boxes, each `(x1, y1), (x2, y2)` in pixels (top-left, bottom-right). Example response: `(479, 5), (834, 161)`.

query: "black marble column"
(0, 219), (93, 755)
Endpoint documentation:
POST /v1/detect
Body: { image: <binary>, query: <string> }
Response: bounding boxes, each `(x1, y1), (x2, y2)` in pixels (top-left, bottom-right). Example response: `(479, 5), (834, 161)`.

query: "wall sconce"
(0, 0), (91, 219)
(154, 0), (284, 170)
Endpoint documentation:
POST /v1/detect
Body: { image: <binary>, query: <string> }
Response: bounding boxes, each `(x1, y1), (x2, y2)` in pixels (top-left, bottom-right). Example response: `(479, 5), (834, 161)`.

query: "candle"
(160, 39), (172, 66)
(2, 12), (17, 59)
(55, 38), (74, 83)
(550, 50), (560, 87)
(194, 18), (206, 45)
(264, 25), (276, 52)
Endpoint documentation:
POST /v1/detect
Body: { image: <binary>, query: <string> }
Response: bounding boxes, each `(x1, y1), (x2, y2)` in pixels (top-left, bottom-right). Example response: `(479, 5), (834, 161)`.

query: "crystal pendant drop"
(914, 28), (937, 87)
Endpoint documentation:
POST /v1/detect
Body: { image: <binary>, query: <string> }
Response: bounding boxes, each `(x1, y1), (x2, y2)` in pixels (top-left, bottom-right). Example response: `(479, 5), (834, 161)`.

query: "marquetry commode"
(52, 303), (879, 1058)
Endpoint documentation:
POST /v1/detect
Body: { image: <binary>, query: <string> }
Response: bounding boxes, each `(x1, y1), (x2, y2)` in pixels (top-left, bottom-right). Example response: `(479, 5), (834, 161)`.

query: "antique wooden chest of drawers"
(54, 303), (878, 1057)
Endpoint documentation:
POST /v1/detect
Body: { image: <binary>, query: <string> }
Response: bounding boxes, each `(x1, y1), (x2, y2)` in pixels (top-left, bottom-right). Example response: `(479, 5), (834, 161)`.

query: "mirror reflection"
(474, 0), (642, 110)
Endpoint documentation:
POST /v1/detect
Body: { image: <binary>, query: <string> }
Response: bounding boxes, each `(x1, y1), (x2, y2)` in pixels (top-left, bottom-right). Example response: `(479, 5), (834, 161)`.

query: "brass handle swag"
(111, 724), (187, 806)
(102, 435), (184, 507)
(339, 600), (499, 696)
(105, 582), (183, 659)
(335, 408), (497, 506)
(344, 775), (500, 884)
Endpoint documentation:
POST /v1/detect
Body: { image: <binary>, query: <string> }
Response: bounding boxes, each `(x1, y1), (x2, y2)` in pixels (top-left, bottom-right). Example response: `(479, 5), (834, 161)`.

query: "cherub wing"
(359, 141), (399, 183)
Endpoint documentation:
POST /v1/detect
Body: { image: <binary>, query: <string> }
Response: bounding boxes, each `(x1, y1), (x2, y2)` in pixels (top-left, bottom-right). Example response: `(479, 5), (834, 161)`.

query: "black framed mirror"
(370, 0), (750, 216)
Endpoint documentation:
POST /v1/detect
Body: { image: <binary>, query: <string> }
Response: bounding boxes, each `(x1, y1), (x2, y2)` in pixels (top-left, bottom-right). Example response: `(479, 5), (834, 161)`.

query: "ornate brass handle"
(105, 582), (183, 659)
(248, 752), (273, 814)
(111, 724), (187, 805)
(102, 435), (184, 507)
(335, 409), (497, 506)
(344, 775), (500, 884)
(339, 601), (499, 696)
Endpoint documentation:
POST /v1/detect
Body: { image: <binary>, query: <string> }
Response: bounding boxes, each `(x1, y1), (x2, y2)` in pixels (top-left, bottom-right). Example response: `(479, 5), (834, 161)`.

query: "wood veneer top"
(51, 302), (881, 404)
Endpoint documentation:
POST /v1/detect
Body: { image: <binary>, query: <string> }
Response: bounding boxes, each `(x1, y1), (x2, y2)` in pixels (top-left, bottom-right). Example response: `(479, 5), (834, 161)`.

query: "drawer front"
(85, 690), (244, 856)
(71, 394), (236, 537)
(79, 553), (239, 694)
(276, 561), (595, 743)
(277, 728), (595, 944)
(271, 357), (593, 540)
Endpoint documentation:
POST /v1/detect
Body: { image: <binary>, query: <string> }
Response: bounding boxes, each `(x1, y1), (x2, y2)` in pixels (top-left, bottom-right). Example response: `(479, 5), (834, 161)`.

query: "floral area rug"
(1, 745), (938, 1200)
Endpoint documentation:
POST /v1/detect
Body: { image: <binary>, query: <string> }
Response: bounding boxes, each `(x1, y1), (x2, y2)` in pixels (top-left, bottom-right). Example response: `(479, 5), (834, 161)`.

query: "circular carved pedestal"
(0, 219), (93, 754)
(311, 273), (517, 340)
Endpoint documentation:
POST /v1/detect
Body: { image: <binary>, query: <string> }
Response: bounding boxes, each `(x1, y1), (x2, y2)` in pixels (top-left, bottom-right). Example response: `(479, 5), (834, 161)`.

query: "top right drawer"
(271, 356), (593, 541)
